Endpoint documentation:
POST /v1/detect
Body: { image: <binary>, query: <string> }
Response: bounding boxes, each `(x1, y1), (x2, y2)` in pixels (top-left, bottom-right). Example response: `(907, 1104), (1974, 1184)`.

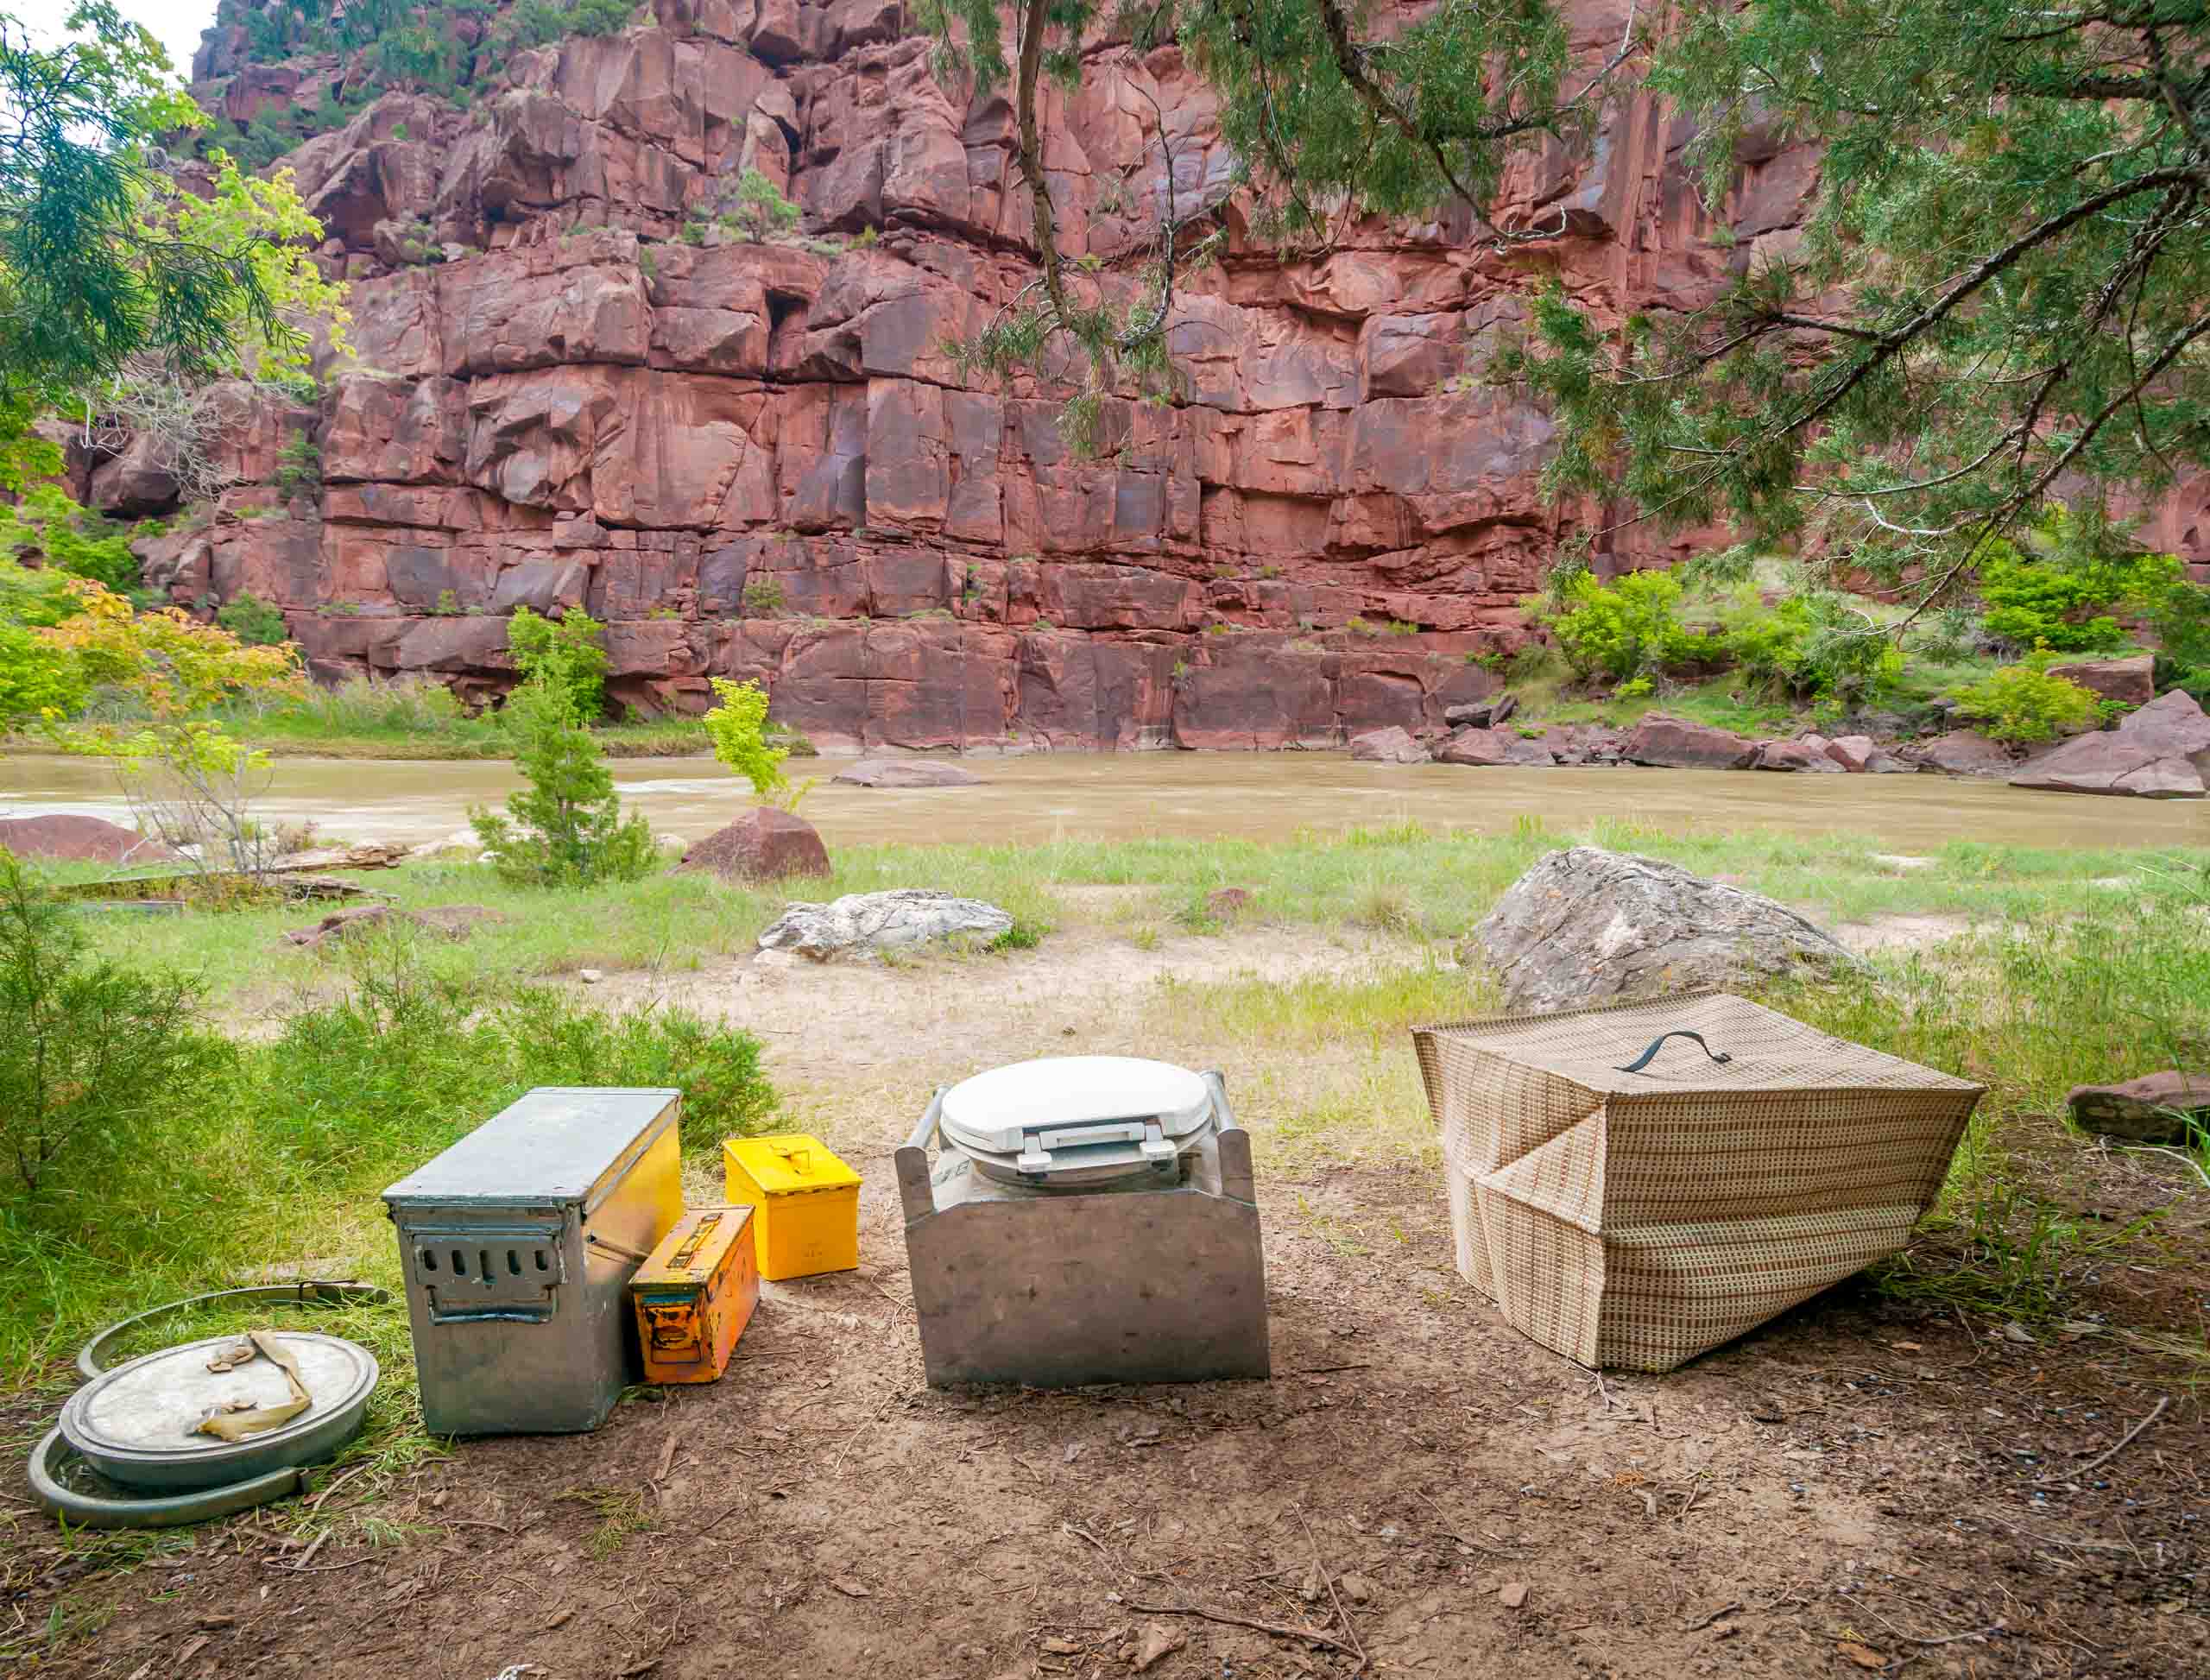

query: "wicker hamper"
(1412, 991), (1983, 1372)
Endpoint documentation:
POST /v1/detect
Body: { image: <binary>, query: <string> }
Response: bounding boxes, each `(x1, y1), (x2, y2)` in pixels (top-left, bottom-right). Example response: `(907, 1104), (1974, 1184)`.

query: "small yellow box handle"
(774, 1145), (812, 1177)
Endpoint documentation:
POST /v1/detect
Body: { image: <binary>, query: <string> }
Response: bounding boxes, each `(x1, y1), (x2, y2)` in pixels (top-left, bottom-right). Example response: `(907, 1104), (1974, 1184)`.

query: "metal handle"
(896, 1089), (947, 1225)
(902, 1090), (944, 1153)
(586, 1232), (653, 1266)
(1615, 1030), (1733, 1076)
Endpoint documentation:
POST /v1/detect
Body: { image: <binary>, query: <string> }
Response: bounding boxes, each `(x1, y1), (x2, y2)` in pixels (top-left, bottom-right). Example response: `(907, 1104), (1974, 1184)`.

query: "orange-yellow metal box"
(722, 1134), (861, 1280)
(628, 1205), (758, 1384)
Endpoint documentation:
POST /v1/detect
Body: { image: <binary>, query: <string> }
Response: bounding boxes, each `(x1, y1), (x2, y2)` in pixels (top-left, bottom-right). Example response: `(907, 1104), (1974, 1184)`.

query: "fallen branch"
(1122, 1601), (1363, 1664)
(1681, 1601), (1742, 1633)
(2046, 1395), (2169, 1483)
(1296, 1507), (1367, 1675)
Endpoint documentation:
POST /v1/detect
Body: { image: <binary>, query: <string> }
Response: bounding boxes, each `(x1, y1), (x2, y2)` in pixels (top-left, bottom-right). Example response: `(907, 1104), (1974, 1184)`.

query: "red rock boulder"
(0, 815), (182, 865)
(1915, 729), (2017, 779)
(1754, 739), (1847, 773)
(2009, 688), (2210, 798)
(2044, 655), (2155, 708)
(677, 808), (832, 881)
(1348, 725), (1431, 765)
(2067, 1071), (2210, 1145)
(1622, 715), (1759, 771)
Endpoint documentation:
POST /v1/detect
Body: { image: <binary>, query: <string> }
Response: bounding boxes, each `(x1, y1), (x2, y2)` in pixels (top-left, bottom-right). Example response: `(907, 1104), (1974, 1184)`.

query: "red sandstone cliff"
(110, 1), (2210, 748)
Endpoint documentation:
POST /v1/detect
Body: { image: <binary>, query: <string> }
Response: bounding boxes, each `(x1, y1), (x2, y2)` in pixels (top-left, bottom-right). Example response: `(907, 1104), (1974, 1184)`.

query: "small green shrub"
(1717, 589), (1903, 706)
(742, 577), (785, 616)
(472, 675), (658, 887)
(215, 592), (291, 647)
(986, 919), (1045, 953)
(1950, 664), (2100, 743)
(1534, 569), (1701, 683)
(0, 856), (228, 1197)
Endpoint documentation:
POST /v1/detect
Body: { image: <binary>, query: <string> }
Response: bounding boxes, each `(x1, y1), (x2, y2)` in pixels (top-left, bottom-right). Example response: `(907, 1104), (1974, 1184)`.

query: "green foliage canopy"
(1508, 3), (2210, 612)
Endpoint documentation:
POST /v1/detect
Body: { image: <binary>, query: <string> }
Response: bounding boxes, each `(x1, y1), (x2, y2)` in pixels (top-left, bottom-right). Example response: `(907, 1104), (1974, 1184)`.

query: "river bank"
(4, 818), (2206, 1677)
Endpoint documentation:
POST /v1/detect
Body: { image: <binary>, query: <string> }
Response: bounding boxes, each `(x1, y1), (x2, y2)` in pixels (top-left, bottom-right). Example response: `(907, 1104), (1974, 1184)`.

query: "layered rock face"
(129, 2), (2208, 748)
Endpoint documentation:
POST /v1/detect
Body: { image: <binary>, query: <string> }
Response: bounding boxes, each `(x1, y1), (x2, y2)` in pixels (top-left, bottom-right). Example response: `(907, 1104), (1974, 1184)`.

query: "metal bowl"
(59, 1331), (378, 1493)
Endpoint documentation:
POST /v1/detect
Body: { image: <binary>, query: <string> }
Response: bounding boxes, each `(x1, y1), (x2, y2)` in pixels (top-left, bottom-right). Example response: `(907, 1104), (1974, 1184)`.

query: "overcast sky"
(15, 1), (213, 83)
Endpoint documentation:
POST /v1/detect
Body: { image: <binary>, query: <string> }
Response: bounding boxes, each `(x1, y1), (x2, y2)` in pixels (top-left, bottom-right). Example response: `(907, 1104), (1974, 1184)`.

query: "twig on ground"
(1122, 1601), (1363, 1663)
(2043, 1395), (2168, 1483)
(1681, 1601), (1742, 1633)
(1296, 1507), (1367, 1674)
(304, 1462), (372, 1518)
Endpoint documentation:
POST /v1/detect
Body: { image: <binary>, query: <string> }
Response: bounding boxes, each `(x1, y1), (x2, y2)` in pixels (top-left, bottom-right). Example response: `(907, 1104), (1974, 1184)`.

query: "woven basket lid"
(1421, 991), (1984, 1097)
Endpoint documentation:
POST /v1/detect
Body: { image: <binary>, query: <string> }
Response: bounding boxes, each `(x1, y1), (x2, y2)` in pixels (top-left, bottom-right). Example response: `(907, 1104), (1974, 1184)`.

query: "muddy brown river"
(4, 750), (2204, 852)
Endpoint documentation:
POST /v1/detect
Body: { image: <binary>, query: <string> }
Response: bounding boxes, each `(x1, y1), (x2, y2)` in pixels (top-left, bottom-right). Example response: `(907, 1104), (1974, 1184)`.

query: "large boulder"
(1437, 726), (1553, 767)
(2045, 655), (2155, 708)
(1621, 715), (1759, 770)
(1915, 729), (2017, 778)
(0, 815), (181, 865)
(1468, 847), (1860, 1014)
(1753, 739), (1847, 773)
(1443, 694), (1518, 729)
(756, 888), (1013, 960)
(832, 758), (983, 788)
(1348, 725), (1430, 764)
(2067, 1072), (2210, 1146)
(2009, 688), (2210, 798)
(679, 809), (832, 881)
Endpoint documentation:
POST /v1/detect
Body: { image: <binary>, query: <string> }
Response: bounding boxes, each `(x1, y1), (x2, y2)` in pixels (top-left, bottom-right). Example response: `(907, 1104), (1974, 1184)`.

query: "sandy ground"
(8, 916), (2206, 1679)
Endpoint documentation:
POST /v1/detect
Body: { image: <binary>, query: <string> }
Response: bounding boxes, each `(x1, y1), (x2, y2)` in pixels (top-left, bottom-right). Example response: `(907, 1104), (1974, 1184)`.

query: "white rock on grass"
(756, 889), (1014, 961)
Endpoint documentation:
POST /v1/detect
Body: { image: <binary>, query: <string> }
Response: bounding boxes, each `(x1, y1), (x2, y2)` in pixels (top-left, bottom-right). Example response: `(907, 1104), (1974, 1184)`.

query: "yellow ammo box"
(628, 1205), (758, 1385)
(722, 1134), (861, 1280)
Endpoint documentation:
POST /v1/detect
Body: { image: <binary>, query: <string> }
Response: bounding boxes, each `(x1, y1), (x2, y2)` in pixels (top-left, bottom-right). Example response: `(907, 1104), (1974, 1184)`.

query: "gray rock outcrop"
(1468, 847), (1860, 1013)
(756, 889), (1014, 960)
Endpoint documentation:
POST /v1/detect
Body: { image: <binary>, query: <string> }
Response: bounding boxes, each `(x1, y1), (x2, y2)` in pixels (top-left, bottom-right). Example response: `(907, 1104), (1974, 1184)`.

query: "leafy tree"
(702, 676), (809, 808)
(470, 623), (655, 887)
(506, 605), (609, 722)
(1973, 514), (2181, 654)
(1718, 587), (1904, 707)
(1508, 2), (2210, 618)
(0, 5), (338, 485)
(1533, 570), (1701, 684)
(39, 579), (305, 874)
(0, 483), (148, 593)
(0, 852), (224, 1196)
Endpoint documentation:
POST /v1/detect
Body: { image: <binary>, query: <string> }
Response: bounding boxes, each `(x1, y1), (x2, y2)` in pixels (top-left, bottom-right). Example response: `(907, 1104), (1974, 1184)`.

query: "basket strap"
(1615, 1030), (1733, 1075)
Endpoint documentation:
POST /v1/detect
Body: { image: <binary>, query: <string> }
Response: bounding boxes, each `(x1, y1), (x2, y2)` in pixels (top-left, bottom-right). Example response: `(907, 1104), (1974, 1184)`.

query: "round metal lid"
(939, 1056), (1213, 1157)
(61, 1332), (379, 1491)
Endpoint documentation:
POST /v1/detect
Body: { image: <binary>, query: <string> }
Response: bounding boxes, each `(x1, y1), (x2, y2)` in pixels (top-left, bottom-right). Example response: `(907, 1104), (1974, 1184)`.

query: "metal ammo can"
(382, 1087), (682, 1435)
(629, 1205), (759, 1385)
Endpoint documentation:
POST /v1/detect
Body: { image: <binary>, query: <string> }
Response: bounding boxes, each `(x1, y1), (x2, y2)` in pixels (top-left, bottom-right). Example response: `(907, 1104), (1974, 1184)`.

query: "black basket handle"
(1616, 1030), (1733, 1076)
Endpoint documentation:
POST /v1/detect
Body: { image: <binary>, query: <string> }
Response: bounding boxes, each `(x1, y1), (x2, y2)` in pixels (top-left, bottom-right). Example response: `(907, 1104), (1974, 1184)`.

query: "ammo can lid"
(632, 1205), (751, 1287)
(724, 1134), (861, 1196)
(939, 1057), (1212, 1157)
(382, 1087), (681, 1210)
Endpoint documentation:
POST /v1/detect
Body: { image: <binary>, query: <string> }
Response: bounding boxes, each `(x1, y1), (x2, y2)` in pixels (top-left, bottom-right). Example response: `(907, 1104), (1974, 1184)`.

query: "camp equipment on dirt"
(382, 1087), (682, 1435)
(1411, 991), (1985, 1373)
(896, 1057), (1271, 1388)
(723, 1134), (862, 1280)
(30, 1281), (388, 1530)
(629, 1205), (759, 1384)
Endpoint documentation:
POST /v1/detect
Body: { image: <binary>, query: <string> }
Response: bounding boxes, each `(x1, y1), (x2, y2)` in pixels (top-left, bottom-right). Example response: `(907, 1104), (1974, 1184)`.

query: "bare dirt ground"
(8, 920), (2207, 1680)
